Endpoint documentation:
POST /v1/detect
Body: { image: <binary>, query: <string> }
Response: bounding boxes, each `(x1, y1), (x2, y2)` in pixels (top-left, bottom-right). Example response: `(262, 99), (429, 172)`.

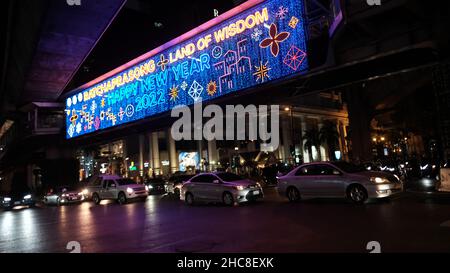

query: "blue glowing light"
(65, 0), (308, 138)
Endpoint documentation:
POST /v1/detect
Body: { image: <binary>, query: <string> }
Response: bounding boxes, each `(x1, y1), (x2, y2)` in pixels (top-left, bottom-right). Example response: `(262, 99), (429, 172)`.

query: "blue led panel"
(65, 0), (308, 138)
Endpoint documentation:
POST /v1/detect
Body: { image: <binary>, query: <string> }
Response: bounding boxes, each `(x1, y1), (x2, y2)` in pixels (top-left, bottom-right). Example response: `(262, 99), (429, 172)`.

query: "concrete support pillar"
(346, 87), (372, 162)
(168, 129), (178, 174)
(197, 140), (203, 171)
(147, 133), (153, 176)
(207, 139), (218, 171)
(139, 134), (145, 176)
(151, 132), (161, 175)
(282, 115), (292, 163)
(300, 116), (310, 163)
(318, 119), (327, 161)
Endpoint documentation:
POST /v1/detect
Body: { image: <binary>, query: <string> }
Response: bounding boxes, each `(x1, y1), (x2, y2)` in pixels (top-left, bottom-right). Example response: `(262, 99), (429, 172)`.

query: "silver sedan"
(277, 161), (403, 204)
(180, 172), (264, 206)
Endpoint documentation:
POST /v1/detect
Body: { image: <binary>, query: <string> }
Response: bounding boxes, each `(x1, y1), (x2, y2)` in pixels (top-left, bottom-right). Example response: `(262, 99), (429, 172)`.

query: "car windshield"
(332, 161), (366, 173)
(216, 173), (243, 182)
(147, 178), (165, 184)
(116, 179), (136, 185)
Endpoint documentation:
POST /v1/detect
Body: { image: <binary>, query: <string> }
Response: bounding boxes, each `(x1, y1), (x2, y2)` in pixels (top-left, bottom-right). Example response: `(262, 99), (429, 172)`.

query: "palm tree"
(303, 128), (321, 162)
(319, 120), (340, 161)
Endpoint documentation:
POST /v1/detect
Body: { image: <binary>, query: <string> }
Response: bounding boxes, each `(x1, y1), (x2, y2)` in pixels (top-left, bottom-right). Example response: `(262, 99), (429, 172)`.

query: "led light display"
(65, 0), (308, 138)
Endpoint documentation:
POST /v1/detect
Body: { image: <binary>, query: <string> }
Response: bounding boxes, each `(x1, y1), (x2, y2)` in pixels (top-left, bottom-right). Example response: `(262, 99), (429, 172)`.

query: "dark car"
(1, 189), (36, 211)
(165, 174), (194, 197)
(145, 177), (167, 194)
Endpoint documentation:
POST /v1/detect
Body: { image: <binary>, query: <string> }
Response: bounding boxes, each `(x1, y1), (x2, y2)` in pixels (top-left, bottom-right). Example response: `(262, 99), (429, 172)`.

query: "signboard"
(65, 0), (308, 138)
(179, 152), (200, 171)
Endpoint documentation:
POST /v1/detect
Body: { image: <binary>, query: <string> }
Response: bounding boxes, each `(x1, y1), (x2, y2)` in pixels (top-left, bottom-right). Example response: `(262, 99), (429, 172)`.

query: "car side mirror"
(213, 179), (220, 184)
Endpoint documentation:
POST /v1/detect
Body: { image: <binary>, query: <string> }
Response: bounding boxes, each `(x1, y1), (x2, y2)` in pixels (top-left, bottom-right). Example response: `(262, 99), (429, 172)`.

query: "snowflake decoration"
(188, 80), (203, 102)
(90, 100), (97, 113)
(76, 123), (82, 134)
(251, 28), (263, 42)
(67, 124), (75, 138)
(275, 6), (289, 20)
(289, 16), (299, 29)
(180, 81), (188, 91)
(253, 61), (271, 83)
(111, 114), (117, 126)
(206, 80), (217, 96)
(87, 115), (94, 129)
(283, 45), (307, 71)
(169, 85), (179, 101)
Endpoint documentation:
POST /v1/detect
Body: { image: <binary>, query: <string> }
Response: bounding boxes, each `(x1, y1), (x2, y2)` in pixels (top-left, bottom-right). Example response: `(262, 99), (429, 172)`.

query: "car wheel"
(347, 184), (368, 204)
(185, 192), (194, 206)
(287, 187), (301, 202)
(92, 193), (101, 205)
(222, 192), (234, 206)
(118, 192), (127, 205)
(56, 198), (61, 206)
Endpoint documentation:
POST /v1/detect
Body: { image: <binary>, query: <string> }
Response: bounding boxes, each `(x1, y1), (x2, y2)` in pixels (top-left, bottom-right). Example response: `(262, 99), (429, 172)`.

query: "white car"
(44, 186), (84, 205)
(277, 161), (403, 204)
(180, 172), (264, 206)
(86, 175), (148, 204)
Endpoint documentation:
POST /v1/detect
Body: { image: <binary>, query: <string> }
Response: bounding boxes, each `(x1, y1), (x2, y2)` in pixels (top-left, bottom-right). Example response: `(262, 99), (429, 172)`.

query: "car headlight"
(126, 187), (134, 194)
(23, 194), (32, 199)
(256, 182), (262, 188)
(370, 177), (390, 184)
(4, 197), (11, 202)
(62, 194), (67, 197)
(236, 185), (245, 191)
(145, 185), (149, 191)
(82, 189), (89, 195)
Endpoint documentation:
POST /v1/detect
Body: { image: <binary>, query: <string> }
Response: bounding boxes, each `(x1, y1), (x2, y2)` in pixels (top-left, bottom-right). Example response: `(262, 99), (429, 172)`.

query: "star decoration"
(188, 80), (203, 102)
(260, 23), (290, 57)
(251, 28), (263, 42)
(253, 61), (271, 83)
(157, 54), (169, 71)
(289, 16), (299, 29)
(180, 81), (188, 91)
(101, 98), (106, 108)
(283, 45), (307, 71)
(169, 85), (179, 101)
(275, 6), (289, 19)
(206, 80), (217, 96)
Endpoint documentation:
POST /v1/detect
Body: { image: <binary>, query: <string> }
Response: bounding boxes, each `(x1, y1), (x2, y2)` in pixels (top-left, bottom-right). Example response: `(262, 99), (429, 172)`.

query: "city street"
(1, 186), (450, 253)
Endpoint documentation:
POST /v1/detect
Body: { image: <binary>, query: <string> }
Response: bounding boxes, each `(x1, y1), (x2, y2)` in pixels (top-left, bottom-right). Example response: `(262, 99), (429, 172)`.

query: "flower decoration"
(259, 23), (290, 57)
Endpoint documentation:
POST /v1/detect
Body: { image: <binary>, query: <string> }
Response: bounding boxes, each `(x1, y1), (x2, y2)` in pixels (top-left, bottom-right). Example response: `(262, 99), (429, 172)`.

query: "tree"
(319, 120), (340, 161)
(303, 128), (321, 162)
